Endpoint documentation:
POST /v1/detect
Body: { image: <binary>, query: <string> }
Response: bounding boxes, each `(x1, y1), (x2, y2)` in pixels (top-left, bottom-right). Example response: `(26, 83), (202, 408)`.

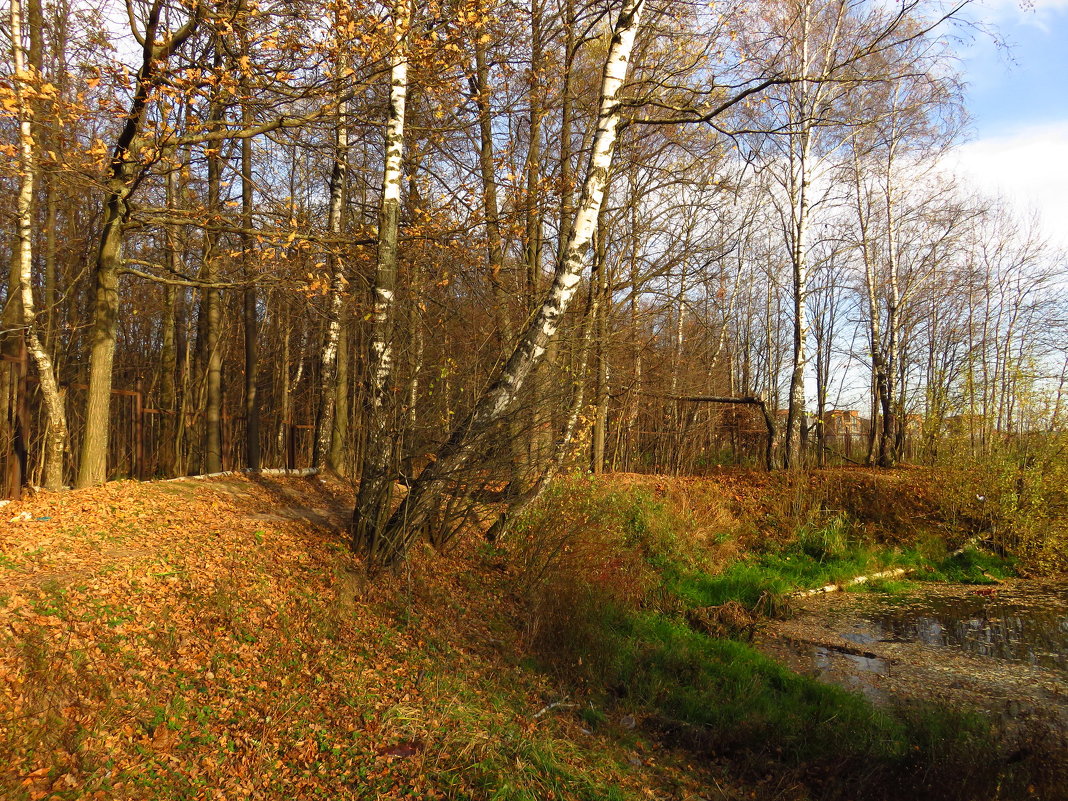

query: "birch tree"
(762, 0), (851, 470)
(352, 0), (412, 558)
(313, 2), (354, 472)
(9, 0), (67, 489)
(359, 0), (647, 569)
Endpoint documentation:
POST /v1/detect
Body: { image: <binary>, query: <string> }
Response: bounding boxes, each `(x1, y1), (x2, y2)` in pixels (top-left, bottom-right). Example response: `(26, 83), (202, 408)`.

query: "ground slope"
(0, 474), (738, 801)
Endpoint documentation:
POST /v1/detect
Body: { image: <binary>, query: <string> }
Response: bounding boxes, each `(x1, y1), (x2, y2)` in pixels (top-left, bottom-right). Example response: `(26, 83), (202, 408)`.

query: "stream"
(756, 579), (1068, 751)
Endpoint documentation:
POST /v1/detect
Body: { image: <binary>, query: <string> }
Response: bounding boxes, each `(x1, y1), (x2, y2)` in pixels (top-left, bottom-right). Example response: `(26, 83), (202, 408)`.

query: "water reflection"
(860, 583), (1068, 673)
(810, 646), (889, 702)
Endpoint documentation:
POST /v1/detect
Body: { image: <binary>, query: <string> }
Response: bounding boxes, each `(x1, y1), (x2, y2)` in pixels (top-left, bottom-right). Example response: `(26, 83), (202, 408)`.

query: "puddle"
(859, 581), (1068, 673)
(808, 646), (890, 702)
(758, 579), (1068, 740)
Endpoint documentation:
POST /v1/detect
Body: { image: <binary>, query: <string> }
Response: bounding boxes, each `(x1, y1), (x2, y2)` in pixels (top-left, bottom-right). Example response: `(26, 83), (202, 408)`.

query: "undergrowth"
(930, 440), (1068, 573)
(513, 475), (1049, 800)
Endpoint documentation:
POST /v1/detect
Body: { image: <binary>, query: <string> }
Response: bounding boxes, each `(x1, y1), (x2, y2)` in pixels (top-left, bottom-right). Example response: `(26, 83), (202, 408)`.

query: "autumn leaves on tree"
(2, 0), (1065, 569)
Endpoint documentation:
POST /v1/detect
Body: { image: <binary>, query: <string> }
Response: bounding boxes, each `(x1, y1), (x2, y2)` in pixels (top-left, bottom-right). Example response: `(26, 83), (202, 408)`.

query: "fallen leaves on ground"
(0, 474), (738, 801)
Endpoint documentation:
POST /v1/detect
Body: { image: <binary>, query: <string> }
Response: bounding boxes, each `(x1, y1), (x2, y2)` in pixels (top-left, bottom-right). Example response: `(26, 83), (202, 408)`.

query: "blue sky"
(961, 0), (1068, 135)
(949, 0), (1068, 247)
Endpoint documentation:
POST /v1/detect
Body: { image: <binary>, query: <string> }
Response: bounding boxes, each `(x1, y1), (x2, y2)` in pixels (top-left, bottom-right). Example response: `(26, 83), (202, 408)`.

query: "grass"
(663, 530), (926, 612)
(919, 546), (1016, 584)
(519, 478), (1048, 799)
(663, 523), (1016, 611)
(853, 577), (917, 594)
(542, 589), (1012, 799)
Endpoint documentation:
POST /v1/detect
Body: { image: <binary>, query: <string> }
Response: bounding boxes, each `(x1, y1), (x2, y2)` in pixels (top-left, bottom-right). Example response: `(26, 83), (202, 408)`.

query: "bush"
(930, 441), (1068, 573)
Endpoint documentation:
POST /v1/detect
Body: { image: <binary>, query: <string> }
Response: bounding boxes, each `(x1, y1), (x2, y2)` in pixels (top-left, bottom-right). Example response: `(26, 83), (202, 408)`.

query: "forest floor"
(0, 473), (748, 801)
(0, 470), (1063, 800)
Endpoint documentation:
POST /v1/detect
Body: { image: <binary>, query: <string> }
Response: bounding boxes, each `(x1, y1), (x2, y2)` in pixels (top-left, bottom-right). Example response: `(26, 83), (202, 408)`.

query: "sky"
(947, 0), (1068, 248)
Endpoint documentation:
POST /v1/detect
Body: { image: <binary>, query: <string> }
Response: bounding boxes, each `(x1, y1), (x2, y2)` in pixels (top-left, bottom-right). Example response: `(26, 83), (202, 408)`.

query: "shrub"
(930, 441), (1068, 573)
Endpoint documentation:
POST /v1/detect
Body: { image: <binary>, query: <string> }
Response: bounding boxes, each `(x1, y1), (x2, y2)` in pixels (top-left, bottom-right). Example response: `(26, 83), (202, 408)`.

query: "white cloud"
(947, 121), (1068, 249)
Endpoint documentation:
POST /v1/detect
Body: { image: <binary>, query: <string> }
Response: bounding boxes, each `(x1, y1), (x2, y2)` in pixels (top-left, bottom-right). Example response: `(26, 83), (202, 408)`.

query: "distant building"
(821, 409), (867, 437)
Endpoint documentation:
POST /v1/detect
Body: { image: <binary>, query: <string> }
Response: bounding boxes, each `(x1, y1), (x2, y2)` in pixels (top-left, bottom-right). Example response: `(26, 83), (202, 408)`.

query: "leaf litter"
(0, 474), (742, 801)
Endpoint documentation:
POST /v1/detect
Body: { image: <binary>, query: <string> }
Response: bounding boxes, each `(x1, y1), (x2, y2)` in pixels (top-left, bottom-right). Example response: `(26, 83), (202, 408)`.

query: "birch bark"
(367, 0), (647, 568)
(352, 0), (411, 557)
(10, 0), (67, 490)
(778, 0), (847, 469)
(314, 38), (351, 471)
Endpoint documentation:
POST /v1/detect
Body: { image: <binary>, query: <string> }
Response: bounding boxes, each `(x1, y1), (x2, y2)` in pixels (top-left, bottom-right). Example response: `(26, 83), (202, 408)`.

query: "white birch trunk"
(781, 0), (847, 469)
(851, 142), (892, 466)
(370, 0), (647, 567)
(353, 0), (411, 556)
(882, 140), (902, 465)
(314, 46), (350, 470)
(11, 0), (67, 490)
(785, 127), (812, 470)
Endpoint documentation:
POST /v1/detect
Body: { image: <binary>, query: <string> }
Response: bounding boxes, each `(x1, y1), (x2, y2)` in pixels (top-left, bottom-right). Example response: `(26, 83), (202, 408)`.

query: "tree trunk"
(524, 0), (544, 299)
(160, 280), (178, 475)
(278, 314), (292, 462)
(352, 0), (411, 557)
(591, 205), (610, 474)
(523, 0), (551, 478)
(242, 102), (260, 471)
(314, 80), (349, 471)
(78, 184), (126, 486)
(472, 11), (513, 345)
(11, 0), (67, 489)
(75, 4), (199, 486)
(879, 138), (902, 467)
(329, 307), (351, 474)
(784, 127), (812, 470)
(369, 0), (647, 568)
(160, 163), (182, 477)
(202, 70), (225, 475)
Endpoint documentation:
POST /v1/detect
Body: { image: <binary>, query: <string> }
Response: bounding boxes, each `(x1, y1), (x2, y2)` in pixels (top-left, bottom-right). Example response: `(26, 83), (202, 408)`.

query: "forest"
(1, 0), (1063, 562)
(2, 0), (1068, 797)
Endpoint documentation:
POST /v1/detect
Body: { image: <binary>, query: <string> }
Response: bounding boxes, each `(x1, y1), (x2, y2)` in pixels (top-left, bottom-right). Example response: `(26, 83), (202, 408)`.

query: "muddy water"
(757, 579), (1068, 744)
(848, 581), (1068, 672)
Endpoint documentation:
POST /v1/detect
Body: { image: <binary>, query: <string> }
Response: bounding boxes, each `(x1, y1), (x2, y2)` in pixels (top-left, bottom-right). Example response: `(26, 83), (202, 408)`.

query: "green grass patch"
(665, 541), (922, 611)
(626, 507), (944, 613)
(852, 577), (917, 594)
(581, 608), (906, 759)
(549, 595), (1022, 799)
(470, 737), (629, 801)
(917, 546), (1016, 584)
